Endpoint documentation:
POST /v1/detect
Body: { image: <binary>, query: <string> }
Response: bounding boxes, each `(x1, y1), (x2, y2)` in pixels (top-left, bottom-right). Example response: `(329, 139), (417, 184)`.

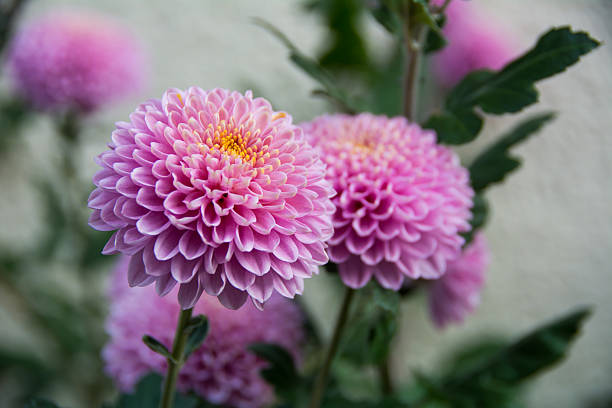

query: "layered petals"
(89, 88), (335, 309)
(302, 114), (473, 291)
(104, 258), (303, 408)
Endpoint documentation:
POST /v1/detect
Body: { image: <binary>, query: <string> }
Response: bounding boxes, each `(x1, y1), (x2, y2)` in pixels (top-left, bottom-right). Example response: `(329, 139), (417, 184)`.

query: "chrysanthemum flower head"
(104, 256), (303, 408)
(301, 114), (473, 290)
(7, 10), (147, 112)
(428, 233), (490, 329)
(88, 87), (335, 310)
(433, 0), (516, 87)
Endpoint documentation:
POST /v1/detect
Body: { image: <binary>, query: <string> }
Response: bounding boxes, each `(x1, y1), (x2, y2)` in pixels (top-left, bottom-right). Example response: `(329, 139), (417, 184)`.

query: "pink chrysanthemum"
(88, 87), (335, 310)
(433, 0), (516, 87)
(428, 233), (490, 329)
(301, 114), (473, 290)
(103, 256), (303, 408)
(7, 11), (147, 112)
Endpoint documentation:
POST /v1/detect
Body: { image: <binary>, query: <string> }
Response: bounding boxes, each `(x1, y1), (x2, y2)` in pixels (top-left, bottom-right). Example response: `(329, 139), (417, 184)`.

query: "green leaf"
(142, 335), (174, 361)
(423, 19), (447, 54)
(373, 285), (400, 314)
(423, 109), (483, 145)
(469, 113), (556, 192)
(440, 307), (592, 404)
(447, 27), (599, 114)
(367, 1), (401, 34)
(114, 373), (199, 408)
(24, 399), (63, 408)
(307, 0), (370, 71)
(341, 285), (400, 366)
(253, 17), (360, 112)
(424, 27), (599, 145)
(408, 0), (440, 33)
(183, 315), (209, 360)
(248, 343), (299, 390)
(460, 193), (489, 247)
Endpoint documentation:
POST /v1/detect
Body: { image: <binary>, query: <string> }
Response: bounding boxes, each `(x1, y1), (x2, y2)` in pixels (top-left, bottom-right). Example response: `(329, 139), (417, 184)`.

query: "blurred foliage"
(250, 306), (591, 408)
(108, 374), (200, 408)
(0, 1), (603, 407)
(305, 0), (369, 71)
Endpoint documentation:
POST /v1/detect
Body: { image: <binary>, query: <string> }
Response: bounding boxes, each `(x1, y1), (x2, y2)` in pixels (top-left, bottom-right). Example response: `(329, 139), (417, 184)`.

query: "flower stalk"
(160, 307), (194, 408)
(309, 287), (355, 408)
(402, 3), (428, 121)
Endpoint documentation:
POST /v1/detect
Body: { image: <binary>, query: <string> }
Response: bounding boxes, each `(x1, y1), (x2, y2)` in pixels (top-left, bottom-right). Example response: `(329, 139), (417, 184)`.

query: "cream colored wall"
(0, 1), (610, 407)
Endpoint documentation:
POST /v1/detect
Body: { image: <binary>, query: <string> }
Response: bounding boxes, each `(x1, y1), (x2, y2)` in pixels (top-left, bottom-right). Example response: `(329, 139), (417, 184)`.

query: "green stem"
(402, 4), (428, 121)
(308, 287), (355, 408)
(378, 357), (394, 395)
(160, 308), (193, 408)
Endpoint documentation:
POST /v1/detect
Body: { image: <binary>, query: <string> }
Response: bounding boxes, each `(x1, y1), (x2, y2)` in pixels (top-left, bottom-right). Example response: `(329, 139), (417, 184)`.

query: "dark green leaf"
(373, 285), (400, 314)
(469, 113), (556, 192)
(440, 307), (592, 403)
(424, 27), (598, 144)
(341, 285), (399, 366)
(249, 343), (299, 390)
(322, 391), (406, 408)
(408, 0), (440, 33)
(142, 335), (173, 361)
(307, 0), (370, 71)
(115, 373), (199, 408)
(423, 110), (483, 145)
(446, 27), (599, 114)
(183, 315), (209, 360)
(424, 27), (447, 54)
(461, 194), (489, 247)
(24, 399), (63, 408)
(367, 1), (401, 34)
(369, 312), (397, 363)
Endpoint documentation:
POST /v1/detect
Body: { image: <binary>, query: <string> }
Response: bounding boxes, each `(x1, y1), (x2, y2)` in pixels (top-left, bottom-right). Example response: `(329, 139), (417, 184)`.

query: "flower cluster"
(302, 114), (473, 290)
(88, 87), (335, 310)
(428, 233), (490, 328)
(104, 256), (303, 408)
(7, 11), (146, 112)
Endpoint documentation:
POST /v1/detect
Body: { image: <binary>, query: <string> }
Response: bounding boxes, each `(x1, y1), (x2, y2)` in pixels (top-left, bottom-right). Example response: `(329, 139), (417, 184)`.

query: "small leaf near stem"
(142, 335), (175, 362)
(159, 307), (194, 408)
(309, 287), (356, 408)
(183, 315), (209, 360)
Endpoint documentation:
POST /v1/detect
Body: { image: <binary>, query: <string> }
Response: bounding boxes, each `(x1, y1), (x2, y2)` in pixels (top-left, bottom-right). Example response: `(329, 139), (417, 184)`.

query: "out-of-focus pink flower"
(88, 87), (335, 310)
(428, 233), (490, 329)
(433, 0), (517, 87)
(104, 256), (303, 408)
(302, 114), (473, 290)
(7, 10), (147, 112)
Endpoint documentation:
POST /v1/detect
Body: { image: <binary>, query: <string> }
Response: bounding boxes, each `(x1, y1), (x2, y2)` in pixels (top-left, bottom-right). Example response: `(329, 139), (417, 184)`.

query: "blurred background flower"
(104, 256), (304, 408)
(7, 10), (147, 113)
(428, 232), (490, 329)
(431, 0), (517, 88)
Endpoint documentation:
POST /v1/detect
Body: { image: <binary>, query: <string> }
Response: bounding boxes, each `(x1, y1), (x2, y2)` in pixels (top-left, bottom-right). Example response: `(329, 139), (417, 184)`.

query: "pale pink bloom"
(428, 233), (490, 328)
(104, 256), (303, 408)
(302, 114), (473, 290)
(7, 10), (147, 112)
(433, 0), (516, 87)
(88, 88), (335, 310)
